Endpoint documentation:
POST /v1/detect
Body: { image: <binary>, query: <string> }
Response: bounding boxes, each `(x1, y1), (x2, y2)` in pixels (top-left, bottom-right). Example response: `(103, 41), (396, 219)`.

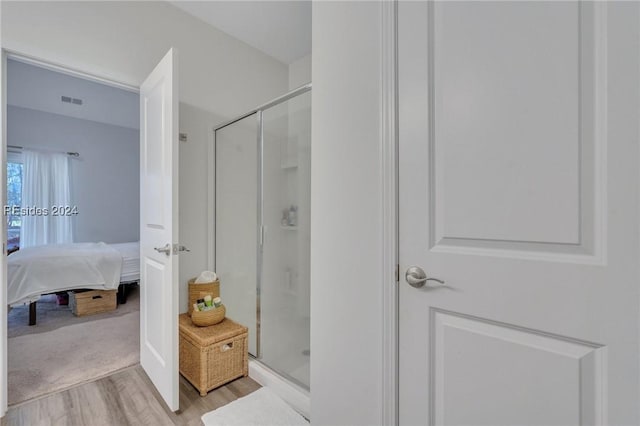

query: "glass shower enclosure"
(214, 84), (311, 389)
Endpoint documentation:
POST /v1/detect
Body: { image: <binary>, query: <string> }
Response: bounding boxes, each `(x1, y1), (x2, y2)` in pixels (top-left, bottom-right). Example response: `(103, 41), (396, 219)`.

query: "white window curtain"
(20, 149), (73, 247)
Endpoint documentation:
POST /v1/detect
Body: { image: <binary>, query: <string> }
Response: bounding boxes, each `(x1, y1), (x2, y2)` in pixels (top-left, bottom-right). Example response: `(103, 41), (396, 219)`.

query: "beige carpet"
(8, 289), (140, 405)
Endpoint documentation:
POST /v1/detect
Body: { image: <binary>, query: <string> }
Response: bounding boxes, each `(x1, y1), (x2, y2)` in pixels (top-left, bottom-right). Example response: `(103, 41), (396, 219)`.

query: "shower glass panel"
(215, 113), (259, 355)
(260, 91), (311, 388)
(215, 85), (311, 391)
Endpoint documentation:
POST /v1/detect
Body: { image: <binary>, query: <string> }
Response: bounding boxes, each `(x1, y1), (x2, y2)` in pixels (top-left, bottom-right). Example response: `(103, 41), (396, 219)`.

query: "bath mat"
(201, 387), (309, 426)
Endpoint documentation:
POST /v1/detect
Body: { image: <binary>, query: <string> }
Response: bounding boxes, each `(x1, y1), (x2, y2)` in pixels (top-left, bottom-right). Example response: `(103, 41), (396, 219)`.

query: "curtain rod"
(7, 145), (80, 157)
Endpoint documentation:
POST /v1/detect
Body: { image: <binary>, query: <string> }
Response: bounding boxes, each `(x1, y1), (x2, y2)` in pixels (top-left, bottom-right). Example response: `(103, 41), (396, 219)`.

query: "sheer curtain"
(20, 149), (73, 247)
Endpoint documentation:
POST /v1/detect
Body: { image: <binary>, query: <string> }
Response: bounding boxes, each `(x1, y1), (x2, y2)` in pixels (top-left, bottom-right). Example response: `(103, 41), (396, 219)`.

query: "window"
(7, 152), (23, 250)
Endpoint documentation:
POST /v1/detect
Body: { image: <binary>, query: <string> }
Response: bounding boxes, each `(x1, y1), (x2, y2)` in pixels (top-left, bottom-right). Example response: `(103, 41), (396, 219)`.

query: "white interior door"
(398, 2), (639, 425)
(139, 48), (179, 411)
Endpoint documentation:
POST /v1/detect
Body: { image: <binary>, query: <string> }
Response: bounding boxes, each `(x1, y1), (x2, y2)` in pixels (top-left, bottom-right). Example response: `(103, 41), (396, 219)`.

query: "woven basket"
(68, 290), (117, 316)
(188, 278), (220, 315)
(191, 304), (226, 327)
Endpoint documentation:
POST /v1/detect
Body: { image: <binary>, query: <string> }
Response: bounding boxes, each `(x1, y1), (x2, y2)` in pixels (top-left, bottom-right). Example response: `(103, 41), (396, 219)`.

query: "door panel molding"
(430, 309), (606, 425)
(426, 2), (607, 264)
(141, 78), (168, 229)
(142, 257), (167, 366)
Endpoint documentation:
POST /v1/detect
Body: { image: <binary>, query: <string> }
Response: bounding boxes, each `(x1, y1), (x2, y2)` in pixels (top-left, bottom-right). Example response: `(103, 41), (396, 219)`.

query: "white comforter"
(8, 242), (123, 305)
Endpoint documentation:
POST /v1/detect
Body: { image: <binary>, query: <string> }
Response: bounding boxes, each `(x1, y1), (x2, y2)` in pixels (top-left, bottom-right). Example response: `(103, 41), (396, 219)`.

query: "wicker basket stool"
(178, 313), (248, 396)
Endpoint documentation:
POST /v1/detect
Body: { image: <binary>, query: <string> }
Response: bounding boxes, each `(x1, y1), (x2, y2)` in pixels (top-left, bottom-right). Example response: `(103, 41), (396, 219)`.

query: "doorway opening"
(5, 56), (141, 406)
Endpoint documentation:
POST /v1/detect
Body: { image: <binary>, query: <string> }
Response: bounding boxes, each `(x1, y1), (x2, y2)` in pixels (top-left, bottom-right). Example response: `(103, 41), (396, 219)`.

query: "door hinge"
(173, 244), (190, 254)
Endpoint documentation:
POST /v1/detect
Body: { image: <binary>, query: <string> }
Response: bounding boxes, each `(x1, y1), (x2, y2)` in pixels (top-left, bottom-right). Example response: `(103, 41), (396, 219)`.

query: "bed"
(110, 242), (141, 284)
(8, 241), (140, 325)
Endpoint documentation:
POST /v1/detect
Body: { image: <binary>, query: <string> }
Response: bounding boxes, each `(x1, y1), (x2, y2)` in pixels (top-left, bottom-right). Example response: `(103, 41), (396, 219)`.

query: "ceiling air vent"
(61, 96), (83, 106)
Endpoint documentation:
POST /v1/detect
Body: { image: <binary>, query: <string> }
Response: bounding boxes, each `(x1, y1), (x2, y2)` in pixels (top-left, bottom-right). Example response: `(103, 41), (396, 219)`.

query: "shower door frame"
(210, 83), (312, 387)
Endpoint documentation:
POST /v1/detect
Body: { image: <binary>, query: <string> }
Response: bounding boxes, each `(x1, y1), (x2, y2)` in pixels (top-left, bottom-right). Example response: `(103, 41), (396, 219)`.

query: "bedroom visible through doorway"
(5, 57), (141, 405)
(6, 152), (21, 253)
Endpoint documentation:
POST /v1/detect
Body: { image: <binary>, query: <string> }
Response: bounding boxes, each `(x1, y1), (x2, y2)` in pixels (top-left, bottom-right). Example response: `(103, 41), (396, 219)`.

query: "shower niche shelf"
(281, 162), (298, 170)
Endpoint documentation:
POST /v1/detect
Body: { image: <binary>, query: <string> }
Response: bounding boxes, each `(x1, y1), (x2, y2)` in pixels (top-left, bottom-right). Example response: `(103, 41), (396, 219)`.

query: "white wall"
(0, 1), (288, 118)
(178, 103), (222, 313)
(289, 54), (311, 90)
(7, 105), (139, 244)
(311, 2), (384, 425)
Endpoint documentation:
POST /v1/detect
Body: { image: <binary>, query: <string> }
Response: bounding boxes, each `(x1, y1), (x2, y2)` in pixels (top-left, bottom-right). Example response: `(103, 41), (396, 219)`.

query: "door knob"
(154, 243), (172, 256)
(405, 266), (445, 288)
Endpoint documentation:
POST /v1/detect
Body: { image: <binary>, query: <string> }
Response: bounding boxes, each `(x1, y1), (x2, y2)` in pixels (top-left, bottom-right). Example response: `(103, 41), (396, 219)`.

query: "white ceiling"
(169, 1), (311, 64)
(7, 59), (139, 130)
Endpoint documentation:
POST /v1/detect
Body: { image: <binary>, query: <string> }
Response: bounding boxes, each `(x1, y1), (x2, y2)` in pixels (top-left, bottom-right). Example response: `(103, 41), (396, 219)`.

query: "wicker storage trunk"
(179, 313), (248, 396)
(68, 289), (117, 316)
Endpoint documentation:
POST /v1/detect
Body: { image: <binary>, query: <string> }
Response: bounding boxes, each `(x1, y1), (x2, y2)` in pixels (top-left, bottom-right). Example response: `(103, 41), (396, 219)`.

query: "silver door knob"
(405, 266), (445, 288)
(154, 243), (172, 256)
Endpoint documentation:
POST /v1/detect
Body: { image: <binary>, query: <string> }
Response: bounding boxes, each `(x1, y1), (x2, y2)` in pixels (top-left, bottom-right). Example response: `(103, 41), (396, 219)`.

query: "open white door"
(139, 48), (179, 411)
(399, 2), (640, 425)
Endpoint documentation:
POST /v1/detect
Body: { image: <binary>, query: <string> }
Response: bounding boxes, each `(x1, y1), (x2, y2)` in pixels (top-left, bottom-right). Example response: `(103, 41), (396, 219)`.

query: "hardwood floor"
(2, 365), (261, 426)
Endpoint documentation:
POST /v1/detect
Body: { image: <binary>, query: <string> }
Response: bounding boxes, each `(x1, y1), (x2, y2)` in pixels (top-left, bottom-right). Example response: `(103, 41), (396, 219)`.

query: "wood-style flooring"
(2, 365), (261, 426)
